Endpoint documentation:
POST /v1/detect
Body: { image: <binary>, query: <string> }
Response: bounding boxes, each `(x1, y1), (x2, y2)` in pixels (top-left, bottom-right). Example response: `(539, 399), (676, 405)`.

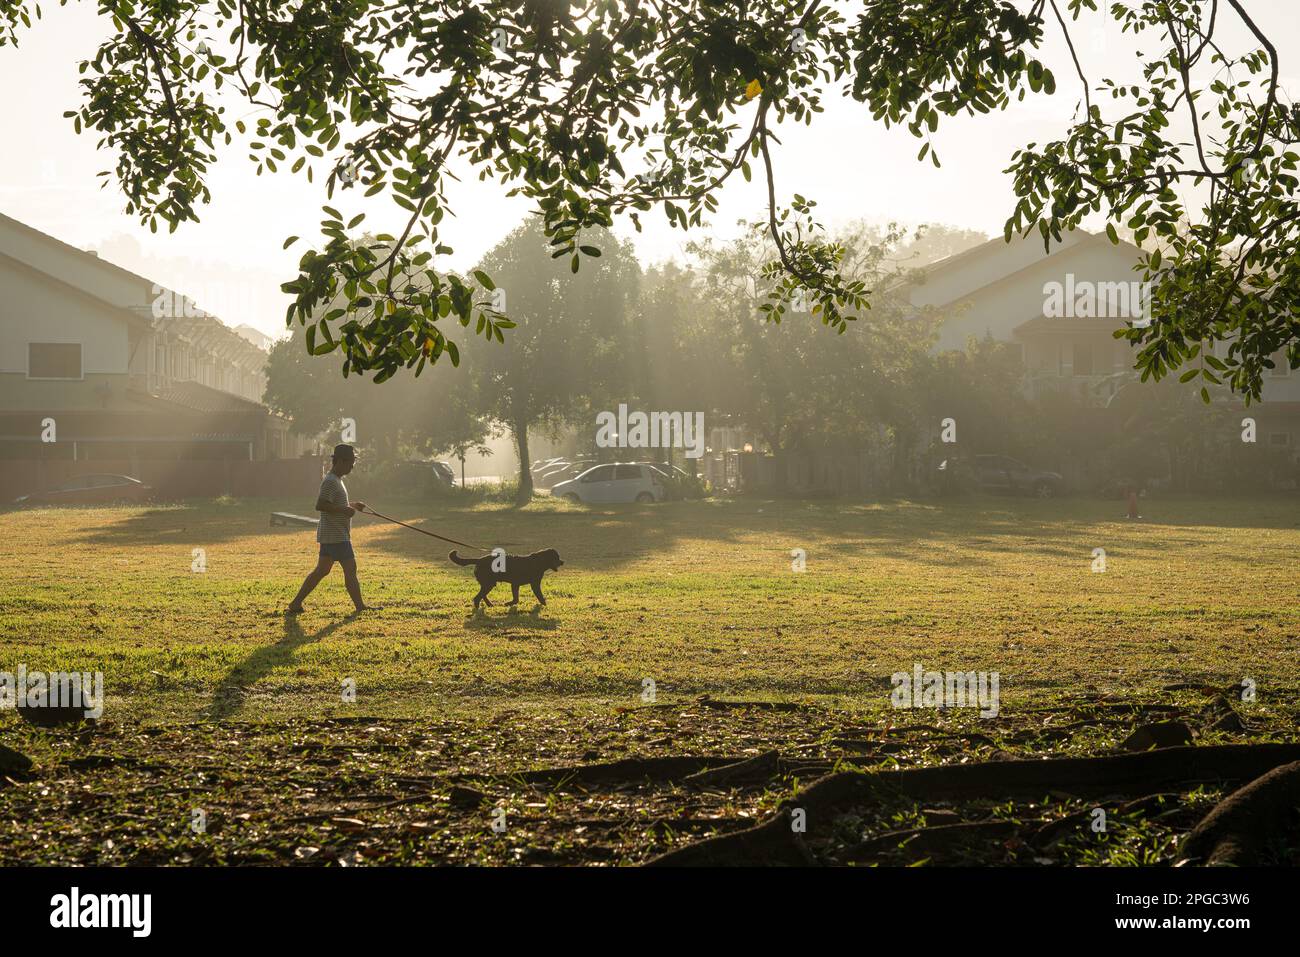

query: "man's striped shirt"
(316, 472), (351, 544)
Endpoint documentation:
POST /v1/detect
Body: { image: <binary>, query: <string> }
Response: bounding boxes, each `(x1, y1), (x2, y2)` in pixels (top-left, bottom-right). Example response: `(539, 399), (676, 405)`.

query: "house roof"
(0, 210), (160, 297)
(137, 380), (268, 414)
(0, 249), (155, 331)
(1012, 316), (1134, 338)
(905, 228), (1147, 308)
(0, 212), (265, 363)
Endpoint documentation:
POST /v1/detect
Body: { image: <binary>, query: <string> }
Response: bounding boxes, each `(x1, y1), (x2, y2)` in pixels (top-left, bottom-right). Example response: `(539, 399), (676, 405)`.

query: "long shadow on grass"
(66, 500), (328, 548)
(64, 496), (1300, 571)
(359, 496), (1293, 573)
(463, 607), (559, 632)
(206, 614), (351, 720)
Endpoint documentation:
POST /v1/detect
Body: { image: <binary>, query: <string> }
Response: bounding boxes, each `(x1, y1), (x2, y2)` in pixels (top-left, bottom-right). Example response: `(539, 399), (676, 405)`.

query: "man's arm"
(315, 478), (355, 516)
(315, 496), (354, 516)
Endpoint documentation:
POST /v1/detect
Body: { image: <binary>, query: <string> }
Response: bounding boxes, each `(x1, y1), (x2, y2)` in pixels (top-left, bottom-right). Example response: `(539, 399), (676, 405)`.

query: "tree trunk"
(513, 420), (534, 505)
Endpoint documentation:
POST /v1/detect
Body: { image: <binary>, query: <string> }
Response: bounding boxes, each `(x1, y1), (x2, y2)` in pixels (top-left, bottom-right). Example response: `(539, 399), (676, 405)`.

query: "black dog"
(449, 549), (564, 609)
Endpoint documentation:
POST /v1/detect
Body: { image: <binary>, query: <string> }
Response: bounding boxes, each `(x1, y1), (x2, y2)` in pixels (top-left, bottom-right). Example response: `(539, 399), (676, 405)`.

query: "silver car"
(550, 463), (667, 504)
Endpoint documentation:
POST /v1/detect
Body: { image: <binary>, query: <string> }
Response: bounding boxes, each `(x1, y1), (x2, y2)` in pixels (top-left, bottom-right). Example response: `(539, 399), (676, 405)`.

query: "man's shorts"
(319, 541), (355, 562)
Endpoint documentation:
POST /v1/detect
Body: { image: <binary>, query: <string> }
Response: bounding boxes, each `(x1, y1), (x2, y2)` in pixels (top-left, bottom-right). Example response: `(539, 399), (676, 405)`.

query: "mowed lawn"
(0, 495), (1296, 723)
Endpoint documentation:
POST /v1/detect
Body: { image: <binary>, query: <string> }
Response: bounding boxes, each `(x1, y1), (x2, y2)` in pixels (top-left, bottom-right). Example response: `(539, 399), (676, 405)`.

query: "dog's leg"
(530, 581), (546, 606)
(507, 584), (520, 606)
(474, 585), (493, 609)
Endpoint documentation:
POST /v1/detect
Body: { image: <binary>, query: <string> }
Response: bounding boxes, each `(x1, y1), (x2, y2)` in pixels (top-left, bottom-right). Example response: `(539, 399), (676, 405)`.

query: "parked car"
(390, 460), (455, 491)
(635, 461), (689, 499)
(537, 464), (583, 488)
(637, 461), (690, 482)
(550, 463), (667, 504)
(937, 455), (1063, 498)
(14, 474), (152, 505)
(534, 461), (575, 488)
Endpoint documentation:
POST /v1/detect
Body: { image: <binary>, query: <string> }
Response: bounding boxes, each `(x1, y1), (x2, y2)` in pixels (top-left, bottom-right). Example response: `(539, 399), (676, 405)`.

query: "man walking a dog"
(286, 444), (377, 615)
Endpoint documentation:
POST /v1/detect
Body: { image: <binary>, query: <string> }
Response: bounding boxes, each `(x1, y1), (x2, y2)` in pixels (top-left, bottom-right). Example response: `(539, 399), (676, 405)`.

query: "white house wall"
(0, 256), (136, 410)
(908, 229), (1092, 315)
(914, 235), (1147, 352)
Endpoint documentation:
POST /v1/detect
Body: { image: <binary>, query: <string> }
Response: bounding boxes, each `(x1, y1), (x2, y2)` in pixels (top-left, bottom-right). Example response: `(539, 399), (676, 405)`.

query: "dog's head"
(540, 548), (564, 571)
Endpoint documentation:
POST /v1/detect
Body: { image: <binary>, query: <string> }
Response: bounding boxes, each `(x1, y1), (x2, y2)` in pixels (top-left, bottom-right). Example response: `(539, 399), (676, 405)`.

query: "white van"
(550, 463), (667, 504)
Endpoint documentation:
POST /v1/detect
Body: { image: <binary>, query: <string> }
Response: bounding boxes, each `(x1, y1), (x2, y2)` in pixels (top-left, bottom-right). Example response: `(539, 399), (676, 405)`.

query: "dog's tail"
(448, 550), (476, 566)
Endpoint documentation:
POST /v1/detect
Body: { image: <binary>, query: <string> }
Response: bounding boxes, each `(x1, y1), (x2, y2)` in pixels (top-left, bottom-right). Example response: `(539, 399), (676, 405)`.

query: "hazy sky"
(1, 1), (1296, 338)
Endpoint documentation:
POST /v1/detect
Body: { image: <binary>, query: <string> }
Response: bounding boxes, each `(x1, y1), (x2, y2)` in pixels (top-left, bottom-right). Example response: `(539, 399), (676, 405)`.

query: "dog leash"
(360, 506), (491, 552)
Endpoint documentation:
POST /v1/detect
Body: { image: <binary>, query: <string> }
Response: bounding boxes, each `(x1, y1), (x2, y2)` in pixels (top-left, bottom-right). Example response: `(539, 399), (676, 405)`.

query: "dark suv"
(430, 461), (456, 486)
(937, 455), (1064, 498)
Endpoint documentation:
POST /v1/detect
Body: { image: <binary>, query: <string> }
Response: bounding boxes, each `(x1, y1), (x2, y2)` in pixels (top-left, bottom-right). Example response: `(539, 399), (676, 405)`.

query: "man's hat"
(332, 444), (356, 460)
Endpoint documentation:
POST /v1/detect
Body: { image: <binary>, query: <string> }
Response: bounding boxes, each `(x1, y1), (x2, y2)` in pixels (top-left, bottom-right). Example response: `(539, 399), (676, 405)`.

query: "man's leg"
(287, 555), (335, 613)
(338, 555), (368, 612)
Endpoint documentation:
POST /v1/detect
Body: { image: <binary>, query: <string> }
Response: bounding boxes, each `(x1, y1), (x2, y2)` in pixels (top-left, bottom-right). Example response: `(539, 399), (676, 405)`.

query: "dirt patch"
(1, 691), (1296, 866)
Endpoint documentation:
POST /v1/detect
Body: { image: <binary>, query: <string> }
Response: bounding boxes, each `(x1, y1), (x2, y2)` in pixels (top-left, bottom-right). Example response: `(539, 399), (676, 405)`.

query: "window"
(580, 465), (614, 483)
(614, 465), (642, 480)
(28, 343), (82, 379)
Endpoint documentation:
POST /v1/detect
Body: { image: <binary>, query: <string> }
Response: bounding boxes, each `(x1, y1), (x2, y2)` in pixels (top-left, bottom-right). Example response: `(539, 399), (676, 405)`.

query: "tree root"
(1023, 703), (1181, 717)
(695, 698), (813, 713)
(1205, 711), (1247, 734)
(839, 729), (998, 748)
(1033, 793), (1181, 848)
(477, 751), (884, 793)
(0, 742), (32, 775)
(1199, 695), (1247, 734)
(498, 755), (741, 788)
(644, 811), (817, 866)
(1119, 792), (1182, 818)
(846, 820), (1021, 862)
(647, 744), (1300, 866)
(1033, 808), (1098, 848)
(684, 750), (780, 788)
(1177, 760), (1300, 866)
(831, 738), (913, 754)
(852, 743), (1300, 801)
(1118, 721), (1195, 752)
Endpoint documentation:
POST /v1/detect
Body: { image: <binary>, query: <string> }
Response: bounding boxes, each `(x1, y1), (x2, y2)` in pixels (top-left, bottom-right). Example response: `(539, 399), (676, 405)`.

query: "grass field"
(1, 495), (1296, 718)
(1, 495), (1297, 865)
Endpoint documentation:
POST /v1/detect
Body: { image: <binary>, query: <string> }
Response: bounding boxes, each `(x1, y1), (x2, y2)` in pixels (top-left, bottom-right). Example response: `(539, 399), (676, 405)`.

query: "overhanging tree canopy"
(3, 0), (1295, 397)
